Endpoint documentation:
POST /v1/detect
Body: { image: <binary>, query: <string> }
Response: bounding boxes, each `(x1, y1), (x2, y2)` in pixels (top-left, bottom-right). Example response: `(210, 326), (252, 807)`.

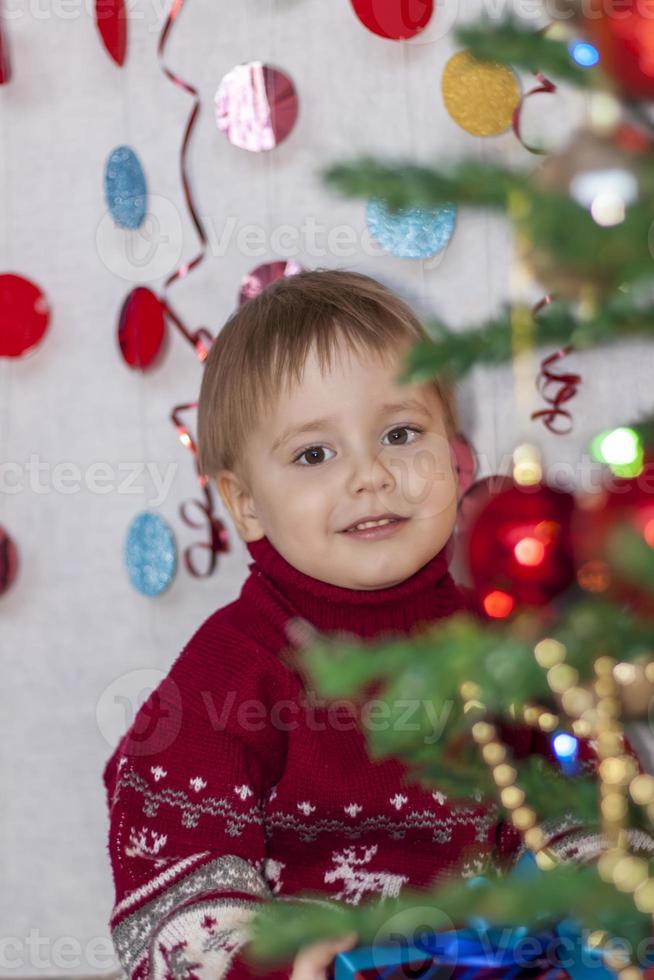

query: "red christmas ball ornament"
(450, 474), (514, 590)
(573, 459), (654, 614)
(582, 0), (654, 100)
(467, 481), (576, 617)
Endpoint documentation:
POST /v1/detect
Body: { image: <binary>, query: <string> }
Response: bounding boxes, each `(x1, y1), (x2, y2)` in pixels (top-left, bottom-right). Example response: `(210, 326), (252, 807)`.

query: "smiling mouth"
(340, 517), (409, 538)
(343, 517), (401, 532)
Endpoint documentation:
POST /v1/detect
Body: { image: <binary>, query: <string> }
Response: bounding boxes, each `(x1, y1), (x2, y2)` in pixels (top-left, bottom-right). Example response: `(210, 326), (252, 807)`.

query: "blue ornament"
(366, 198), (457, 259)
(551, 730), (580, 776)
(569, 40), (600, 68)
(105, 145), (147, 230)
(125, 511), (177, 596)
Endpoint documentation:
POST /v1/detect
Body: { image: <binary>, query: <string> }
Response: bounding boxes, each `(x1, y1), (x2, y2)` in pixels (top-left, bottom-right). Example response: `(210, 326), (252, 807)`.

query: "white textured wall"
(1, 0), (653, 974)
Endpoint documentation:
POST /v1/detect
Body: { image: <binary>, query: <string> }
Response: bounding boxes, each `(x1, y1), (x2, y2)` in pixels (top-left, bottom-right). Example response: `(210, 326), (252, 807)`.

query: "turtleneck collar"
(241, 533), (468, 642)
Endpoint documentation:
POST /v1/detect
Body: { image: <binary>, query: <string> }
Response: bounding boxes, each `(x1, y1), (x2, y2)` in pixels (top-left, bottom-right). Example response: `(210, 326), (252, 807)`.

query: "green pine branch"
(246, 862), (652, 969)
(455, 17), (596, 87)
(393, 294), (654, 385)
(323, 157), (654, 295)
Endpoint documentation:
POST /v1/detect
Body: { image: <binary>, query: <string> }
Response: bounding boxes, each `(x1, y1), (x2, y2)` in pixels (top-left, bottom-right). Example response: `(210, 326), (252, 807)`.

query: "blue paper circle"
(125, 511), (177, 596)
(105, 145), (147, 230)
(366, 198), (457, 259)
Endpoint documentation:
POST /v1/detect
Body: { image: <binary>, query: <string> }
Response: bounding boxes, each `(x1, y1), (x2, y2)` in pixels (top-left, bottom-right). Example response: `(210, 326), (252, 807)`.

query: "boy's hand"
(289, 931), (358, 980)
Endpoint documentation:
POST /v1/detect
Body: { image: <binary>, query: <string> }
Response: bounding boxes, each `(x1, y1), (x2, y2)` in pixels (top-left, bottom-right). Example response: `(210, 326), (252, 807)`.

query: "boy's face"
(219, 337), (459, 590)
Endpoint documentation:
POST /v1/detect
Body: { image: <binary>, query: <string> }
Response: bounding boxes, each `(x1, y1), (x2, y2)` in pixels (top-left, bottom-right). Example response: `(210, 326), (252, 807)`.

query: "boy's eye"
(293, 446), (336, 466)
(292, 426), (422, 466)
(385, 426), (422, 446)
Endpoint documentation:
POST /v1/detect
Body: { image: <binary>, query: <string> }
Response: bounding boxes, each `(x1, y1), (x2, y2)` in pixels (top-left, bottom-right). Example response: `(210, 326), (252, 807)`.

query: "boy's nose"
(345, 454), (395, 497)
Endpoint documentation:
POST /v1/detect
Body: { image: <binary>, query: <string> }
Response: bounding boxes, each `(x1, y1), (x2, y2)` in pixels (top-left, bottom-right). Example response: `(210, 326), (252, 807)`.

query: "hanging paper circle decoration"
(441, 50), (521, 137)
(350, 0), (433, 40)
(125, 511), (177, 597)
(95, 0), (127, 66)
(0, 525), (18, 597)
(104, 145), (147, 230)
(451, 432), (477, 498)
(366, 198), (456, 259)
(118, 286), (167, 370)
(214, 62), (299, 152)
(238, 260), (304, 305)
(0, 15), (11, 84)
(0, 273), (50, 358)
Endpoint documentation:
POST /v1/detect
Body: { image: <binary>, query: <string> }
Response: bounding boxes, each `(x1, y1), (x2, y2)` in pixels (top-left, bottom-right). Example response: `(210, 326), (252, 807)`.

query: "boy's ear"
(216, 469), (264, 542)
(449, 441), (461, 501)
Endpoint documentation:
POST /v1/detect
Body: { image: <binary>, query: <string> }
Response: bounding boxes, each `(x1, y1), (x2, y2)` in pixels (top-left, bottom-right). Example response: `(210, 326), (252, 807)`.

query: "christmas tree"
(248, 8), (654, 978)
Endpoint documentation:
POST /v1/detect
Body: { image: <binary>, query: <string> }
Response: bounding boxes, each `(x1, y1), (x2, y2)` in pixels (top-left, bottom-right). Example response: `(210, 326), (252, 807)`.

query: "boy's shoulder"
(167, 592), (289, 687)
(102, 596), (293, 798)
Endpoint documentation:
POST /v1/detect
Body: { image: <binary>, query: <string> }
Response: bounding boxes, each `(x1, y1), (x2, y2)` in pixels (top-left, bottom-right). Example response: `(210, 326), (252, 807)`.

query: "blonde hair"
(197, 268), (458, 484)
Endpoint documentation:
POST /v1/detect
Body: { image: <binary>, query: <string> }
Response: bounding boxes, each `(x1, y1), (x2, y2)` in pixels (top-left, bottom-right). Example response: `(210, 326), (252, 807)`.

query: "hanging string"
(479, 137), (499, 472)
(400, 40), (429, 306)
(119, 31), (166, 634)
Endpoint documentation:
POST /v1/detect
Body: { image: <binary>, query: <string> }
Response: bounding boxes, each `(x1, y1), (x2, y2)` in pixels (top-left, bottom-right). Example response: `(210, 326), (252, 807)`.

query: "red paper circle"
(0, 525), (18, 596)
(467, 482), (576, 612)
(238, 260), (304, 305)
(118, 287), (167, 370)
(95, 0), (127, 67)
(350, 0), (433, 40)
(0, 274), (50, 358)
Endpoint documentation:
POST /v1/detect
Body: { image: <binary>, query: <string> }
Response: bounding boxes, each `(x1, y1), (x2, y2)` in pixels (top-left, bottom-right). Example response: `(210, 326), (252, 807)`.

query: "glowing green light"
(591, 427), (644, 477)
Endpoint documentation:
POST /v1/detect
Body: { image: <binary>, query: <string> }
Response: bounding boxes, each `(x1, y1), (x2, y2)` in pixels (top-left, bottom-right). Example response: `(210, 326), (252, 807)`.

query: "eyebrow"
(270, 399), (432, 454)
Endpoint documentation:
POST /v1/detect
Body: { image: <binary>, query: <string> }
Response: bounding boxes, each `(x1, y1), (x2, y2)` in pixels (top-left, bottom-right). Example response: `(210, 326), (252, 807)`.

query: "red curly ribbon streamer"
(157, 0), (214, 362)
(159, 0), (229, 578)
(172, 402), (230, 578)
(528, 297), (581, 435)
(512, 72), (557, 155)
(531, 344), (582, 435)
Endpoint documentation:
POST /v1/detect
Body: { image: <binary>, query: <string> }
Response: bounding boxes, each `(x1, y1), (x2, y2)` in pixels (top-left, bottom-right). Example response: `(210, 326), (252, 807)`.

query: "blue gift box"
(333, 854), (630, 980)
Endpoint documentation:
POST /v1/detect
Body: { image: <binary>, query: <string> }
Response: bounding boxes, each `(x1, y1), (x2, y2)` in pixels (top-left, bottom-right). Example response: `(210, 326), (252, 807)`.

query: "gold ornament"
(441, 51), (520, 137)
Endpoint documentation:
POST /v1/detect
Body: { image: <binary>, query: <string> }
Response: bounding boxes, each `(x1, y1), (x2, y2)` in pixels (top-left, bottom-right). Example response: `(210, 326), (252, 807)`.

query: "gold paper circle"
(441, 50), (521, 137)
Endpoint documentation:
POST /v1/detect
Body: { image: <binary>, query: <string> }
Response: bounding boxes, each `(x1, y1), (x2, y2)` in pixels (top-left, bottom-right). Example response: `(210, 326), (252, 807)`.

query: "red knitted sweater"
(102, 534), (648, 980)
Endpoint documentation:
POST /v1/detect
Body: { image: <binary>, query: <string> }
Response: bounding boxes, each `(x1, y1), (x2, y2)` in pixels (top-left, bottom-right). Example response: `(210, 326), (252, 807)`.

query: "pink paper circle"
(238, 260), (304, 305)
(215, 62), (299, 152)
(451, 432), (477, 497)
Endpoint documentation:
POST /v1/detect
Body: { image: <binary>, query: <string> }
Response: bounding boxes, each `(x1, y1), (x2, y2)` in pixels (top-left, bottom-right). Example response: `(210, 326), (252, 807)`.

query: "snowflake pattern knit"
(103, 534), (652, 979)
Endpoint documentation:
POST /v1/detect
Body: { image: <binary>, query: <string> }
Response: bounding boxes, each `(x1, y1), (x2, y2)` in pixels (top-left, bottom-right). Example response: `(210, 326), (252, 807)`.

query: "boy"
(102, 270), (621, 980)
